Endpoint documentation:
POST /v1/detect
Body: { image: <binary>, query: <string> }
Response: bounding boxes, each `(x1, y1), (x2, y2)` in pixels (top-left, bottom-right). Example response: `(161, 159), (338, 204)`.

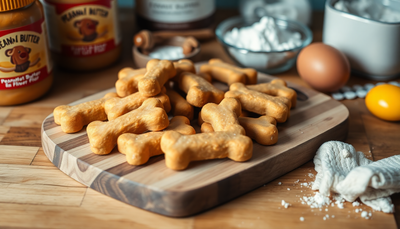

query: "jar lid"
(0, 0), (35, 12)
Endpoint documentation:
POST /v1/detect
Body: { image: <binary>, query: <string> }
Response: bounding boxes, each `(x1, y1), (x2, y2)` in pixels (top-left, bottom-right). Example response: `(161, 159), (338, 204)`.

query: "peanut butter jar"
(0, 0), (53, 106)
(42, 0), (122, 71)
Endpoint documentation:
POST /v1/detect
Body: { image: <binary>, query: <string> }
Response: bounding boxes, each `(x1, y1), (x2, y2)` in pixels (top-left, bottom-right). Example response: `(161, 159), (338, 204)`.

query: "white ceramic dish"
(323, 0), (400, 80)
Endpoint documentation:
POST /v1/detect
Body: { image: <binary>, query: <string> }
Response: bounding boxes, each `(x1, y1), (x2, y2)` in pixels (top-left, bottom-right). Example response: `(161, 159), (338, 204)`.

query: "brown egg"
(297, 42), (350, 92)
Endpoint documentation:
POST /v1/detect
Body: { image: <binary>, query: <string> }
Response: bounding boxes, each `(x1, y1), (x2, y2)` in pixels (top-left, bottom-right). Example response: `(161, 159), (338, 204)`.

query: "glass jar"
(42, 0), (122, 71)
(0, 0), (53, 106)
(135, 0), (215, 31)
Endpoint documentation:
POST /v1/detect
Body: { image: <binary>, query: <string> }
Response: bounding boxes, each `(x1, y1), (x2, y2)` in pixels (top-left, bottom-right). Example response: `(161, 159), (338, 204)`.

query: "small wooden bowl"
(133, 36), (201, 68)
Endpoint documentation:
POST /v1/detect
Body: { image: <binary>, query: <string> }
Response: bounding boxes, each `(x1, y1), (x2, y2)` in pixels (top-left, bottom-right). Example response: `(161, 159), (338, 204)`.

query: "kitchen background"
(118, 0), (326, 10)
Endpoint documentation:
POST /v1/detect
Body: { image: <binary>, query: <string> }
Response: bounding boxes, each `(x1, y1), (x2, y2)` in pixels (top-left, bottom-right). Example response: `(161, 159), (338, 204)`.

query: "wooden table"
(0, 9), (399, 229)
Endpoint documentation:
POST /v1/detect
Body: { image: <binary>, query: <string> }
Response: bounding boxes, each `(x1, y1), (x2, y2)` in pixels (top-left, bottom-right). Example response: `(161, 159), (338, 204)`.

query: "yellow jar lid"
(0, 0), (35, 12)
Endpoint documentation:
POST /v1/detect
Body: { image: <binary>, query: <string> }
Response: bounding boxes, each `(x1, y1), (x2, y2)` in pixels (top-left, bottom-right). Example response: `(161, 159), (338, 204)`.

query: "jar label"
(136, 0), (215, 23)
(43, 0), (121, 57)
(0, 19), (52, 90)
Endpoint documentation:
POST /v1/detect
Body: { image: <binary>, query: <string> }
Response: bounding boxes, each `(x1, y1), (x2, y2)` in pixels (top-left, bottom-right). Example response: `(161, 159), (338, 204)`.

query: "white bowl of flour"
(216, 16), (312, 74)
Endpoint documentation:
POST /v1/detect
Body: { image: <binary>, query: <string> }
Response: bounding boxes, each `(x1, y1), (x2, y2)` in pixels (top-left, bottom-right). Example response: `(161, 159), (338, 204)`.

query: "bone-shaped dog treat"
(200, 115), (277, 145)
(87, 98), (169, 155)
(209, 59), (258, 84)
(139, 59), (176, 97)
(53, 92), (118, 133)
(198, 72), (212, 83)
(161, 131), (253, 170)
(118, 67), (146, 79)
(198, 107), (247, 127)
(182, 36), (199, 55)
(247, 79), (297, 108)
(118, 116), (195, 165)
(173, 59), (196, 78)
(165, 88), (194, 120)
(239, 116), (278, 145)
(164, 116), (196, 135)
(199, 58), (257, 85)
(201, 122), (214, 133)
(115, 68), (147, 97)
(179, 72), (224, 107)
(225, 83), (291, 123)
(105, 91), (171, 120)
(201, 98), (245, 135)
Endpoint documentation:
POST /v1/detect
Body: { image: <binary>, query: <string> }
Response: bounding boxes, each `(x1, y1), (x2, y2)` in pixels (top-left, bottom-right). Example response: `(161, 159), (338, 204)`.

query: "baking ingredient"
(223, 16), (304, 70)
(149, 46), (185, 60)
(0, 0), (53, 106)
(334, 0), (400, 23)
(313, 141), (400, 213)
(281, 200), (290, 208)
(224, 16), (302, 52)
(297, 43), (350, 92)
(365, 84), (400, 121)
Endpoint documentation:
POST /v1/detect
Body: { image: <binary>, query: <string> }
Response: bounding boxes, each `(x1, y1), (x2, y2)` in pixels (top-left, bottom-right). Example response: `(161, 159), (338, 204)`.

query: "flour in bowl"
(223, 16), (302, 52)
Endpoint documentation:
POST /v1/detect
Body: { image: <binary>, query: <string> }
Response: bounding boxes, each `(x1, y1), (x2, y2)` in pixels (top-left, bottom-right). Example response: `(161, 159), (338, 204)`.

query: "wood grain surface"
(41, 69), (348, 217)
(0, 9), (399, 228)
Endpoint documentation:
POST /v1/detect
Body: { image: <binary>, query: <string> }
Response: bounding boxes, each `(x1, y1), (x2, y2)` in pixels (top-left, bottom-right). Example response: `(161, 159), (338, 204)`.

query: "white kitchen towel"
(312, 141), (400, 213)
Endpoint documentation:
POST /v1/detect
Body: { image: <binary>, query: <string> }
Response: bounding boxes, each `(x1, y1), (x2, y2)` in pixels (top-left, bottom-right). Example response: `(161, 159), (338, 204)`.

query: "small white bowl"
(323, 0), (400, 80)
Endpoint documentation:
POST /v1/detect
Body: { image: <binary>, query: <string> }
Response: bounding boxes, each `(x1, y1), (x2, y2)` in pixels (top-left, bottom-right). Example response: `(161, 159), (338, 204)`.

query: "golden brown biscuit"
(118, 67), (146, 79)
(87, 98), (169, 155)
(198, 72), (212, 83)
(199, 58), (257, 85)
(165, 88), (194, 120)
(198, 107), (249, 129)
(173, 59), (196, 78)
(115, 68), (147, 97)
(117, 116), (195, 165)
(178, 72), (224, 107)
(200, 122), (214, 133)
(161, 131), (253, 170)
(53, 92), (118, 133)
(164, 116), (196, 135)
(139, 59), (176, 97)
(238, 116), (278, 145)
(182, 36), (199, 55)
(118, 132), (164, 165)
(201, 97), (245, 135)
(247, 79), (297, 107)
(200, 115), (278, 145)
(225, 83), (291, 123)
(105, 91), (171, 120)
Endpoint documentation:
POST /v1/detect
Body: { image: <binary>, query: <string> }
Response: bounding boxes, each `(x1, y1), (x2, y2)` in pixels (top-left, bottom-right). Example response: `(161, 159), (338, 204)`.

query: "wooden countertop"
(0, 9), (399, 229)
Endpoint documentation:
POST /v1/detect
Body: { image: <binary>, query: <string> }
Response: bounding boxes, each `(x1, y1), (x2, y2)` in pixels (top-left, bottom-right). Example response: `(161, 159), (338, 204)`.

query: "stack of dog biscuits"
(53, 58), (297, 170)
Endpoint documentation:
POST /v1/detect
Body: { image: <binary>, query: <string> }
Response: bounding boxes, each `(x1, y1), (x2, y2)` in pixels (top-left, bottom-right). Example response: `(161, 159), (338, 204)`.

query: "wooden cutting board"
(41, 71), (349, 217)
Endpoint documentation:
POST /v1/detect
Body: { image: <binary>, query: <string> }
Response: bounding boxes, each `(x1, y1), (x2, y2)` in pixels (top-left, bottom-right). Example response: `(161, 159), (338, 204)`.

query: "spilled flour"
(276, 141), (400, 221)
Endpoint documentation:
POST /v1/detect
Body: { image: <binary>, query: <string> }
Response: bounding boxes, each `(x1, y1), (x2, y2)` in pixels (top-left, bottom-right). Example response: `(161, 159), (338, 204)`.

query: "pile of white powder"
(224, 16), (303, 52)
(280, 180), (374, 221)
(223, 16), (304, 70)
(149, 46), (184, 60)
(335, 0), (400, 23)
